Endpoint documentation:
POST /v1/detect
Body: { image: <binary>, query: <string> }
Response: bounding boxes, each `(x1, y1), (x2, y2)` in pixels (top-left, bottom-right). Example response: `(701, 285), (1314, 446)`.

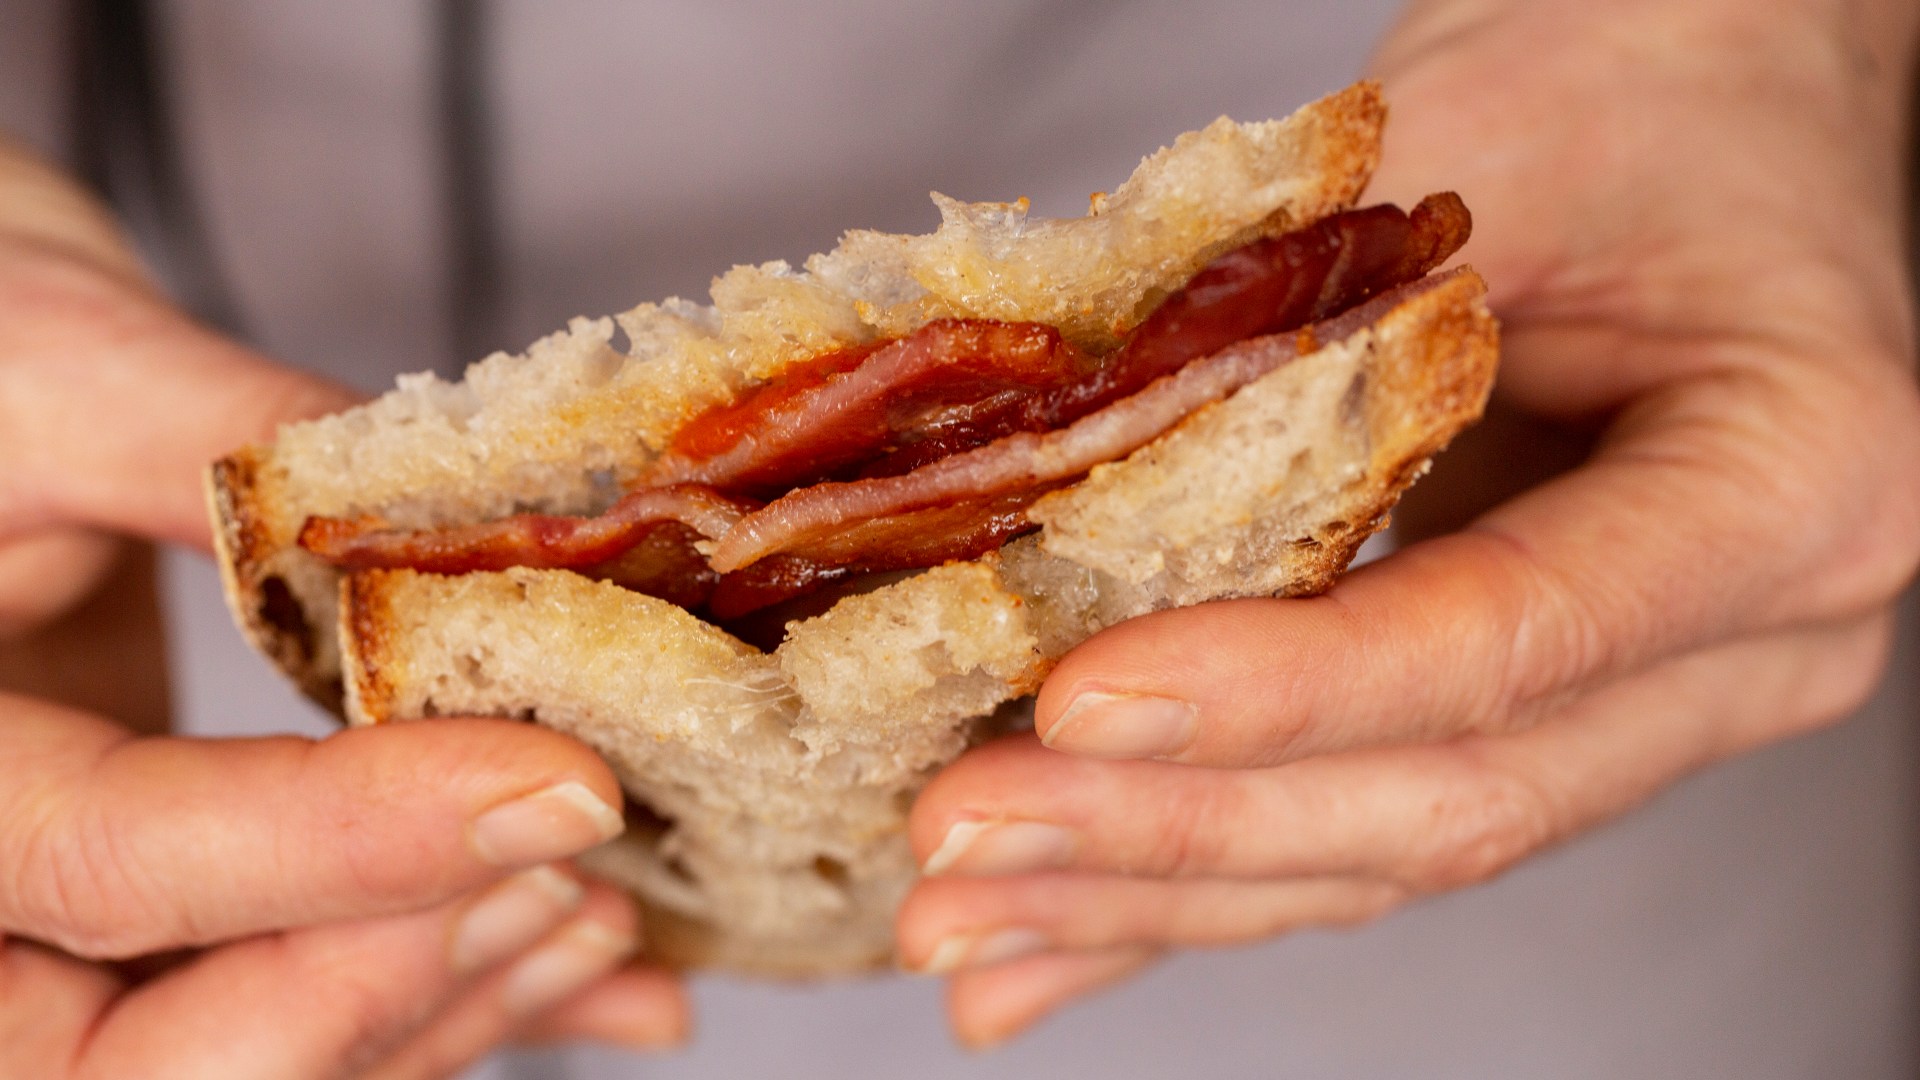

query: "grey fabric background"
(1, 2), (1914, 1076)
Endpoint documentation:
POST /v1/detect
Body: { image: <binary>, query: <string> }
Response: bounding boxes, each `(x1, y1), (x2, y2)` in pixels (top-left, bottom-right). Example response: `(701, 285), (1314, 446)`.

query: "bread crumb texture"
(343, 565), (1045, 974)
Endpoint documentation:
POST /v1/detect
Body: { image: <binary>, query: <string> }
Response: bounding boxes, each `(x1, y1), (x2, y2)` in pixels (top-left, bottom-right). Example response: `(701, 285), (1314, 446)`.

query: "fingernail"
(470, 780), (625, 867)
(921, 927), (1051, 974)
(1041, 692), (1197, 759)
(450, 866), (584, 975)
(923, 820), (1080, 876)
(502, 916), (640, 1017)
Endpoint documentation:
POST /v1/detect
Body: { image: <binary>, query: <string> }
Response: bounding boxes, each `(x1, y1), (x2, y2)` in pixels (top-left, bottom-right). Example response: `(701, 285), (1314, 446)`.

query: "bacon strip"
(707, 273), (1453, 574)
(1057, 193), (1469, 416)
(703, 336), (1296, 573)
(299, 485), (756, 574)
(297, 484), (863, 618)
(649, 319), (1092, 494)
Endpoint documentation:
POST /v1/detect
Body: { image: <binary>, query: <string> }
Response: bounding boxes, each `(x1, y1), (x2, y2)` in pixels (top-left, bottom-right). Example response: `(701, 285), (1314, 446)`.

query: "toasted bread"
(207, 82), (1498, 974)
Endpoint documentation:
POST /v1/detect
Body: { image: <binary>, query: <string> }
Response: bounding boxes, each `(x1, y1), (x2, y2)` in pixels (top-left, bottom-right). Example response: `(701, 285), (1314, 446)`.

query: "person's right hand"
(0, 139), (687, 1078)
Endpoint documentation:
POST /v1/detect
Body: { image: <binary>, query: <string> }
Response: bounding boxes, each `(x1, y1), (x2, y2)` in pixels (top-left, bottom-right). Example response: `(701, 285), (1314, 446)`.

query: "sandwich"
(207, 81), (1500, 976)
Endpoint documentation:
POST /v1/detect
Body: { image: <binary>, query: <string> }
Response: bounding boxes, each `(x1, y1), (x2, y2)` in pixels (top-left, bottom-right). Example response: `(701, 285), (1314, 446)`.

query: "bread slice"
(206, 82), (1500, 975)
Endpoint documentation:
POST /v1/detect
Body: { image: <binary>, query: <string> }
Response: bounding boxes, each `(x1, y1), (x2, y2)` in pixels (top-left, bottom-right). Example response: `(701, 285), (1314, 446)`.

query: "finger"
(1366, 8), (1916, 391)
(898, 873), (1399, 973)
(944, 946), (1157, 1050)
(0, 699), (625, 958)
(0, 541), (172, 736)
(0, 244), (357, 549)
(511, 967), (691, 1052)
(76, 868), (632, 1080)
(0, 527), (119, 637)
(924, 615), (1889, 884)
(365, 884), (668, 1080)
(1035, 360), (1917, 769)
(0, 934), (127, 1074)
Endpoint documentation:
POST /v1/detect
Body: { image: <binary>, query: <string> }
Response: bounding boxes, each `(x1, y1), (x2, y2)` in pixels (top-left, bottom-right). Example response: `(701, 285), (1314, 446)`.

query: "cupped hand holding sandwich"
(0, 143), (686, 1076)
(899, 0), (1920, 1046)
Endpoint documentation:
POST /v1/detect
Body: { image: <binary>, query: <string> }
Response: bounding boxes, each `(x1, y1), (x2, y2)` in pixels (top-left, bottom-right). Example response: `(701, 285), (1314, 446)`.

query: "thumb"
(0, 694), (626, 960)
(0, 244), (357, 551)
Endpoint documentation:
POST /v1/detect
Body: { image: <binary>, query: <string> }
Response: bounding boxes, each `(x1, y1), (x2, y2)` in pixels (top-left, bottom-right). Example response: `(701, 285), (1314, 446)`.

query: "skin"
(2, 0), (1917, 1068)
(0, 148), (687, 1076)
(897, 0), (1920, 1048)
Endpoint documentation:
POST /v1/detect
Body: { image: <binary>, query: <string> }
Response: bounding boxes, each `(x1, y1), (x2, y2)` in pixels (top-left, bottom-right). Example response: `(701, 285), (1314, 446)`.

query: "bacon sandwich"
(208, 82), (1500, 976)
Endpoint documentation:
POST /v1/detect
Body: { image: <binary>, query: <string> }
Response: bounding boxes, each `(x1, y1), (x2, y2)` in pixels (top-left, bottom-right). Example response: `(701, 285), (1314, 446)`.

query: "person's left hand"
(894, 0), (1920, 1046)
(0, 138), (689, 1075)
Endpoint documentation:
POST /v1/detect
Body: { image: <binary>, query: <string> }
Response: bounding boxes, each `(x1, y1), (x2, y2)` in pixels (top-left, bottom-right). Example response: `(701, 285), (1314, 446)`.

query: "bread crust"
(207, 448), (344, 711)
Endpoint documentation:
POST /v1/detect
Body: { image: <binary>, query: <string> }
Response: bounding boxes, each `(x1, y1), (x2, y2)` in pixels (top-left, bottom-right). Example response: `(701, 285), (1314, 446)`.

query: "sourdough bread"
(206, 82), (1500, 974)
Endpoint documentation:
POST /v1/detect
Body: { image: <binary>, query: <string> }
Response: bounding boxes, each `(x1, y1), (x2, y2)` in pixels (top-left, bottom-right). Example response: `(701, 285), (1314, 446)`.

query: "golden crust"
(338, 570), (399, 725)
(206, 450), (343, 712)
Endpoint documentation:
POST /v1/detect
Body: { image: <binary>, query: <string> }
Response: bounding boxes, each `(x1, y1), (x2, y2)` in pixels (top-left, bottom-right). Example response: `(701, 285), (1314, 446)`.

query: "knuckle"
(9, 800), (169, 961)
(1468, 529), (1611, 730)
(1143, 780), (1243, 877)
(306, 952), (426, 1073)
(1248, 704), (1317, 767)
(301, 735), (444, 906)
(311, 968), (416, 1068)
(1770, 360), (1920, 620)
(330, 819), (423, 905)
(0, 531), (121, 640)
(1404, 763), (1558, 892)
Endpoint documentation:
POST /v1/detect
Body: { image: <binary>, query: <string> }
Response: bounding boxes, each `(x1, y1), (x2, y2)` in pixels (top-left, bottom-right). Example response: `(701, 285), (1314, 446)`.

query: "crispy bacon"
(708, 333), (1304, 572)
(298, 197), (1471, 619)
(649, 319), (1093, 494)
(577, 522), (720, 609)
(708, 274), (1453, 574)
(1054, 192), (1469, 417)
(299, 485), (756, 574)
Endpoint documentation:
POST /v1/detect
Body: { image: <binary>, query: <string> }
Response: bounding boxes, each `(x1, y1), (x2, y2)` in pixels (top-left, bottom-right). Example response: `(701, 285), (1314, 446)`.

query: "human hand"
(0, 142), (686, 1076)
(896, 0), (1920, 1046)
